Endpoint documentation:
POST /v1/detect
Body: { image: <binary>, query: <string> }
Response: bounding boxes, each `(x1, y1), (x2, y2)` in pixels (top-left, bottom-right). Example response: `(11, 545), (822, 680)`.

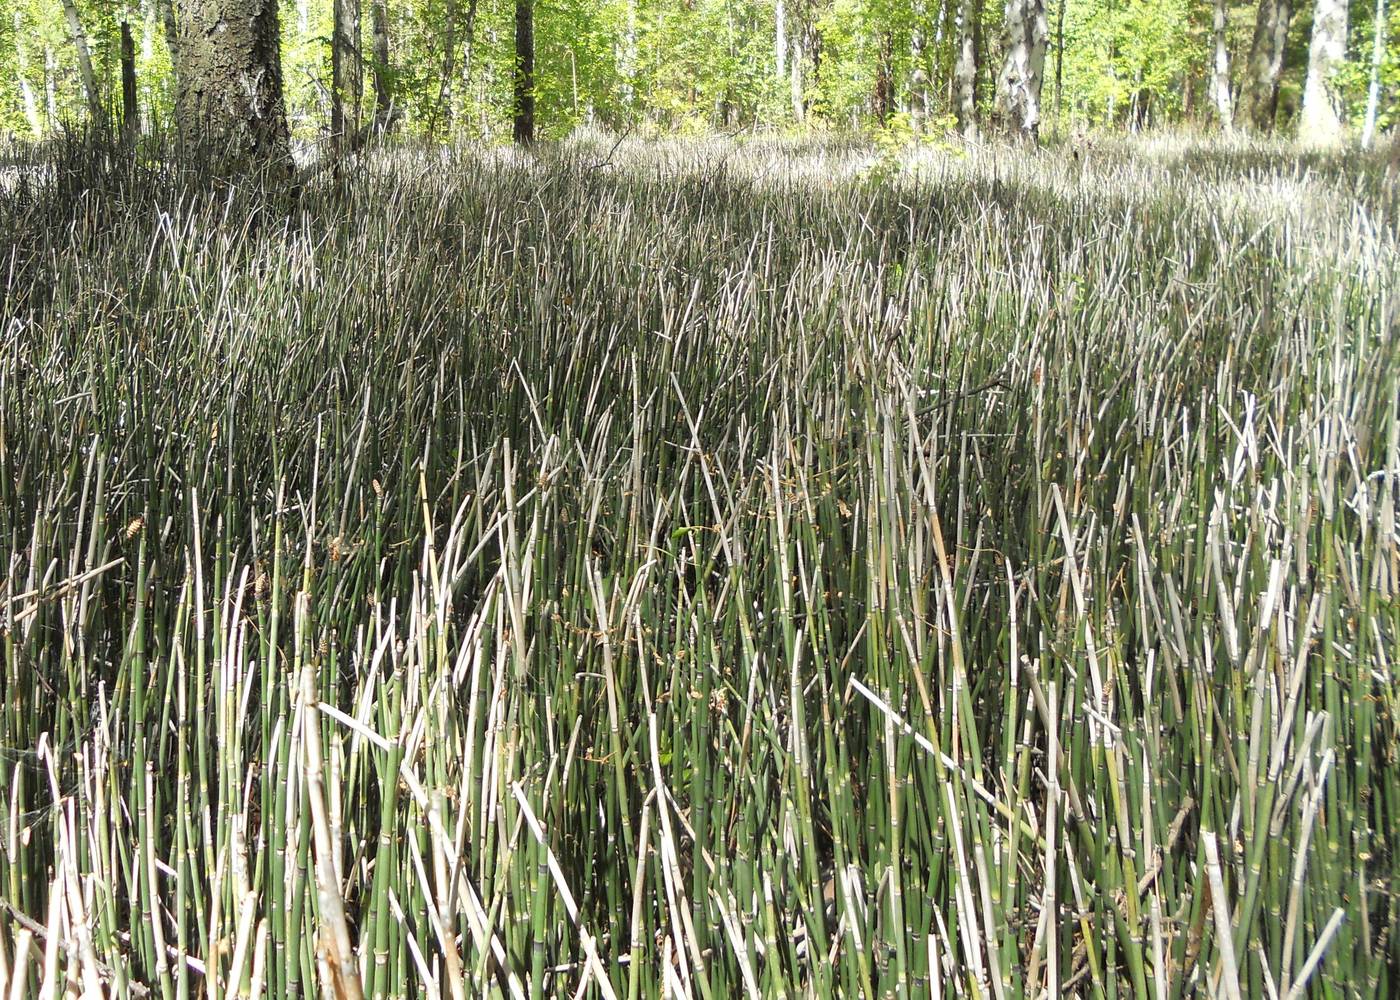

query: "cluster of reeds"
(0, 131), (1396, 998)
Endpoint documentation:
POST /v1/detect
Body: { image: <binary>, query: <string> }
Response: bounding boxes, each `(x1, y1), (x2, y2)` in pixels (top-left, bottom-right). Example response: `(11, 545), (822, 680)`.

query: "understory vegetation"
(1, 132), (1399, 997)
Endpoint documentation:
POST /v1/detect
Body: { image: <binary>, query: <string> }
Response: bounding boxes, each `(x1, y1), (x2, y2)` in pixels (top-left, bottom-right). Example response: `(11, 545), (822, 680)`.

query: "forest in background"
(1, 0), (1397, 146)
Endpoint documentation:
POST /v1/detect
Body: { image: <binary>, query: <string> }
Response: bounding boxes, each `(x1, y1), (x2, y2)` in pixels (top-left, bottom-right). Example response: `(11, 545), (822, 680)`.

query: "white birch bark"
(45, 47), (59, 123)
(1300, 0), (1352, 146)
(60, 0), (104, 122)
(14, 12), (43, 136)
(954, 0), (979, 136)
(1212, 0), (1236, 131)
(997, 0), (1048, 137)
(1362, 0), (1388, 146)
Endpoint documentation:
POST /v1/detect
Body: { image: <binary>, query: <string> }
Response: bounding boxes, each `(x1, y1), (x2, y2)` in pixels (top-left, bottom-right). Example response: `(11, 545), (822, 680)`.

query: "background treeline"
(1, 0), (1396, 144)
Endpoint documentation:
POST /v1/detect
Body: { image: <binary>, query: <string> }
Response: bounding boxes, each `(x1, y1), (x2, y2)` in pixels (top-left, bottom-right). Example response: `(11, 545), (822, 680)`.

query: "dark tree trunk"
(372, 0), (392, 131)
(1055, 0), (1065, 120)
(1243, 0), (1294, 130)
(160, 0), (179, 71)
(462, 0), (480, 111)
(175, 0), (291, 169)
(514, 0), (535, 144)
(332, 0), (362, 147)
(440, 0), (455, 133)
(874, 32), (894, 125)
(121, 21), (139, 144)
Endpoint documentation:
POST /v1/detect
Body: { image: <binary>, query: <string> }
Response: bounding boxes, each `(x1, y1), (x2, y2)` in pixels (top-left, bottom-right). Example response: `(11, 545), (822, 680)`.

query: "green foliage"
(1336, 4), (1400, 131)
(3, 0), (1398, 141)
(1059, 0), (1198, 126)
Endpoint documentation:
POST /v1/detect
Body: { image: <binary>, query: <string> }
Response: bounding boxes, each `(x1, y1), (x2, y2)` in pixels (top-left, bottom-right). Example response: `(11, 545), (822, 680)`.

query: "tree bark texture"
(954, 0), (979, 135)
(160, 0), (181, 70)
(1243, 0), (1294, 130)
(122, 21), (140, 143)
(175, 0), (292, 168)
(373, 0), (393, 131)
(14, 11), (44, 135)
(997, 0), (1048, 137)
(60, 0), (104, 123)
(1362, 0), (1388, 145)
(874, 31), (894, 125)
(1300, 0), (1351, 145)
(1211, 0), (1235, 130)
(333, 0), (362, 145)
(514, 0), (535, 144)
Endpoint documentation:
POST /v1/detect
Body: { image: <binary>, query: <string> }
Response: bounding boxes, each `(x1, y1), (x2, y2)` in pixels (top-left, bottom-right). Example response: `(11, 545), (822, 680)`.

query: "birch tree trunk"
(60, 0), (104, 123)
(954, 0), (979, 136)
(996, 0), (1048, 137)
(14, 11), (44, 136)
(45, 47), (59, 123)
(513, 0), (535, 144)
(1243, 0), (1293, 131)
(1211, 0), (1235, 131)
(1362, 0), (1388, 146)
(1299, 0), (1351, 145)
(332, 0), (362, 146)
(175, 0), (292, 169)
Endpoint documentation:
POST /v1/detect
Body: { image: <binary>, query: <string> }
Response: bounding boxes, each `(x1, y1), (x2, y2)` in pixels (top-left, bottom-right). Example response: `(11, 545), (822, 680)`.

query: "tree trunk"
(619, 0), (635, 107)
(1211, 0), (1235, 131)
(440, 0), (455, 133)
(373, 0), (392, 131)
(463, 0), (480, 104)
(60, 0), (104, 123)
(954, 0), (979, 135)
(1300, 0), (1351, 145)
(160, 0), (180, 69)
(175, 0), (292, 169)
(874, 32), (894, 125)
(1362, 0), (1388, 146)
(997, 0), (1048, 137)
(332, 0), (362, 147)
(514, 0), (535, 144)
(1243, 0), (1294, 130)
(790, 32), (805, 121)
(121, 21), (139, 144)
(776, 0), (788, 81)
(44, 47), (59, 124)
(14, 11), (44, 136)
(910, 1), (931, 129)
(1055, 0), (1065, 121)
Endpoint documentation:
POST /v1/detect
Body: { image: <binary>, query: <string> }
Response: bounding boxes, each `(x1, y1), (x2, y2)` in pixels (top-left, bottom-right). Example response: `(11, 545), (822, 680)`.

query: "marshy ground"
(1, 131), (1398, 998)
